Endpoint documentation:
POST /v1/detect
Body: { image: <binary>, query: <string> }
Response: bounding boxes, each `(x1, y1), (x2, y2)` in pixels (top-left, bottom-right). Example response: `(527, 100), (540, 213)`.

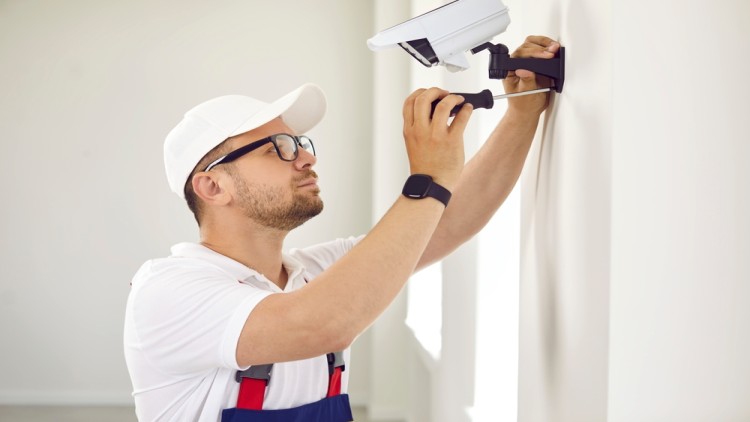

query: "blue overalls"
(221, 351), (353, 422)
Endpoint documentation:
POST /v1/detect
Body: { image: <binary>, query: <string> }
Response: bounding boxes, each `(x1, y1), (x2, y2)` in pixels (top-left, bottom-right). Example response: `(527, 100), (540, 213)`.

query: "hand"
(402, 87), (472, 190)
(502, 35), (561, 116)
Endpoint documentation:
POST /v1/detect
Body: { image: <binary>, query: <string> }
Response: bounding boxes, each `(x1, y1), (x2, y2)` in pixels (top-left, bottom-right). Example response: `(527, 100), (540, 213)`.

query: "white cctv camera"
(367, 0), (511, 72)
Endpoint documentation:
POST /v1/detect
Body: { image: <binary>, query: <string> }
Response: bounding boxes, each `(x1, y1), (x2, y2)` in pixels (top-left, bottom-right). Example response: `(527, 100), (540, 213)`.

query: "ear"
(192, 172), (232, 206)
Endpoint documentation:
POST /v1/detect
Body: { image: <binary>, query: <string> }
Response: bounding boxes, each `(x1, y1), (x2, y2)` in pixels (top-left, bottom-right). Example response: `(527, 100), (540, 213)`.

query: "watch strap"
(425, 180), (451, 207)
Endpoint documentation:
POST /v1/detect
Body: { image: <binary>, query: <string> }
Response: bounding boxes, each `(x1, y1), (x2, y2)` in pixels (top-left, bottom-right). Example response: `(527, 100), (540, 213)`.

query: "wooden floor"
(0, 405), (372, 421)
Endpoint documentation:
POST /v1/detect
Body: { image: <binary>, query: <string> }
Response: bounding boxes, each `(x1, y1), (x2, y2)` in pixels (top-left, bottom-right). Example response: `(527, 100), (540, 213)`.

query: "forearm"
(239, 196), (445, 364)
(417, 109), (541, 268)
(312, 197), (444, 327)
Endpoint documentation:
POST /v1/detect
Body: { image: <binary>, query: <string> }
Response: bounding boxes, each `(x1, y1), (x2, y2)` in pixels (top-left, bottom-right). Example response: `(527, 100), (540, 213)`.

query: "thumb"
(515, 69), (538, 90)
(515, 69), (536, 81)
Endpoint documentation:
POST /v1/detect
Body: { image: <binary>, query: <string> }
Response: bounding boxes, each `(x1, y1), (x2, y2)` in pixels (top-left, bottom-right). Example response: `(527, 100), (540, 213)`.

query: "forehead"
(228, 117), (295, 148)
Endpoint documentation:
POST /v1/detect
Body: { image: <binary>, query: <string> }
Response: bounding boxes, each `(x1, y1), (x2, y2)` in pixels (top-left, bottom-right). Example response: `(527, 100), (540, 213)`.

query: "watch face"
(403, 174), (432, 198)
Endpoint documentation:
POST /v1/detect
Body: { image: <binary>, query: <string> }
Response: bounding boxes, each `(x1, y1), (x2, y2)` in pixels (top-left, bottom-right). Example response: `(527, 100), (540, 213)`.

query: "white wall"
(369, 1), (412, 419)
(517, 0), (612, 420)
(518, 0), (750, 421)
(609, 0), (750, 420)
(0, 0), (374, 405)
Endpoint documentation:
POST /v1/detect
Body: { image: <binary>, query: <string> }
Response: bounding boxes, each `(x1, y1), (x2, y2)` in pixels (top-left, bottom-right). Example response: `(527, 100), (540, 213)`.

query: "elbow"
(330, 332), (355, 354)
(289, 303), (359, 355)
(319, 316), (358, 353)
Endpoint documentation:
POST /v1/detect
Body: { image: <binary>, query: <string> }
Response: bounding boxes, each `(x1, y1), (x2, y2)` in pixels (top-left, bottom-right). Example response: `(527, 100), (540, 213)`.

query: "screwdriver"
(430, 87), (552, 117)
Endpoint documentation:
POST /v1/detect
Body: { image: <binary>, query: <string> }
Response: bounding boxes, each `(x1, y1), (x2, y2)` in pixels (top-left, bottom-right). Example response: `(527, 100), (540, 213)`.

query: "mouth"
(297, 178), (319, 189)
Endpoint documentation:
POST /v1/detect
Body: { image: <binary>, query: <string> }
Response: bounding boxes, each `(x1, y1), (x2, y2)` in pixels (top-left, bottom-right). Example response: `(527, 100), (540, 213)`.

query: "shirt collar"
(170, 242), (308, 292)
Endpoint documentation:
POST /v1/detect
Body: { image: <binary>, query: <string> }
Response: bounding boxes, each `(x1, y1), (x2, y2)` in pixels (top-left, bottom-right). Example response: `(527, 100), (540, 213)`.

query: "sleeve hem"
(220, 291), (274, 370)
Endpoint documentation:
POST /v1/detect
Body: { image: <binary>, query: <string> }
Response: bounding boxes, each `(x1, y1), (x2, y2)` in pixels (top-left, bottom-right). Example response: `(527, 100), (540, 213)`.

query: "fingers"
(413, 87), (447, 118)
(403, 87), (450, 127)
(428, 93), (466, 125)
(506, 35), (559, 90)
(510, 68), (552, 91)
(402, 88), (473, 142)
(403, 88), (426, 127)
(515, 69), (536, 80)
(448, 102), (473, 135)
(524, 35), (560, 49)
(404, 87), (469, 126)
(510, 35), (560, 59)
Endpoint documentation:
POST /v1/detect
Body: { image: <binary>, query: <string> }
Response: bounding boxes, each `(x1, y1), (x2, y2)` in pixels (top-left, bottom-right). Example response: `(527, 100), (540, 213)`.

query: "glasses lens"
(274, 134), (297, 161)
(299, 136), (315, 156)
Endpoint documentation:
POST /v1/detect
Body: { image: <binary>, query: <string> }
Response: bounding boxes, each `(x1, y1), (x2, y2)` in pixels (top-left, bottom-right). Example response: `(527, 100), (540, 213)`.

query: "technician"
(124, 35), (560, 421)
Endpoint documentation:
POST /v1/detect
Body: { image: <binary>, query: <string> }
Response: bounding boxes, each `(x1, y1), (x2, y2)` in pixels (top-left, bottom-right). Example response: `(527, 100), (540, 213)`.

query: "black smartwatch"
(402, 174), (452, 207)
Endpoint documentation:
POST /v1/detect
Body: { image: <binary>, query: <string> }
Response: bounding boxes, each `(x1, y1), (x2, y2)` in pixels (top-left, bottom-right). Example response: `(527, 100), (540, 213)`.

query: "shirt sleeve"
(129, 259), (272, 377)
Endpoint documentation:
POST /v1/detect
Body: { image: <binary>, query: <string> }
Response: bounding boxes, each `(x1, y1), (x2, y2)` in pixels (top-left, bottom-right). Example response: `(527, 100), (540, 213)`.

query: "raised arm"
(236, 89), (473, 366)
(416, 36), (561, 269)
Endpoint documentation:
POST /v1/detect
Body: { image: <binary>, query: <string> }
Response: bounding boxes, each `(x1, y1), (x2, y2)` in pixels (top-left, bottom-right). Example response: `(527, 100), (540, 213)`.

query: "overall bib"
(221, 351), (353, 422)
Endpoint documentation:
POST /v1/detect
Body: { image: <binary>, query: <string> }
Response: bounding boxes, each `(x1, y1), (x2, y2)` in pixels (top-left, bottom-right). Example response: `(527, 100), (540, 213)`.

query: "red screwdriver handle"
(430, 89), (494, 118)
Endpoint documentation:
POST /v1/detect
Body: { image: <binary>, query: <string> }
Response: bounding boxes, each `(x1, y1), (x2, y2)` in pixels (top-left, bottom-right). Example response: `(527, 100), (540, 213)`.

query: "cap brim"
(229, 83), (326, 138)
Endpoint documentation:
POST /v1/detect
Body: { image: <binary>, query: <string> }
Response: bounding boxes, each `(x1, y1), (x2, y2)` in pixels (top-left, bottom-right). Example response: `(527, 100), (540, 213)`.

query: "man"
(124, 36), (560, 421)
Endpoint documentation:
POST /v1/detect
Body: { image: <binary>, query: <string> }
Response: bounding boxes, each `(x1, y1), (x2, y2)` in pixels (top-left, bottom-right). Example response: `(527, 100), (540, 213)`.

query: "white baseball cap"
(164, 83), (327, 198)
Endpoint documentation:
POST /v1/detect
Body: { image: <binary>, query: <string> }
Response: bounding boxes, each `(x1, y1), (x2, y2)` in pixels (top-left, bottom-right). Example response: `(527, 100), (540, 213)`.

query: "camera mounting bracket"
(472, 42), (566, 93)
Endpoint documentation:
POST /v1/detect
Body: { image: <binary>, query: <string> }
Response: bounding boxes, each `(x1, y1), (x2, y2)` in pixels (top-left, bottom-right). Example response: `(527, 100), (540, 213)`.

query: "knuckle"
(414, 96), (429, 107)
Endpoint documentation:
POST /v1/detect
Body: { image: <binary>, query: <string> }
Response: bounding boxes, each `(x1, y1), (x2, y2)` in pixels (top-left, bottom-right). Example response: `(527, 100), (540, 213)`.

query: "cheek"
(237, 165), (294, 191)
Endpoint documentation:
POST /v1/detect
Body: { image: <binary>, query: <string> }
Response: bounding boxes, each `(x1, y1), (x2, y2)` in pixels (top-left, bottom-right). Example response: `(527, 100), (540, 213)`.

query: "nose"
(294, 147), (316, 170)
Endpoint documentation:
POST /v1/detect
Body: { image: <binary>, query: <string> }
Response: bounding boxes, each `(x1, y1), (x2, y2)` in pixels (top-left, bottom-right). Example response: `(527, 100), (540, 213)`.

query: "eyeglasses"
(204, 133), (316, 172)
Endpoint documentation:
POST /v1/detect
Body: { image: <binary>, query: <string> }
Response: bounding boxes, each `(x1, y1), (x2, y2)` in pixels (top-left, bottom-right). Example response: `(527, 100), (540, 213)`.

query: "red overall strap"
(235, 364), (272, 410)
(236, 351), (346, 410)
(237, 378), (267, 409)
(326, 351), (345, 397)
(326, 366), (343, 397)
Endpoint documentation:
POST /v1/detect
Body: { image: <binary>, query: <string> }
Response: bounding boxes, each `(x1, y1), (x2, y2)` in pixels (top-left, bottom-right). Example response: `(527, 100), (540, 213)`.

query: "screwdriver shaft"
(493, 87), (552, 100)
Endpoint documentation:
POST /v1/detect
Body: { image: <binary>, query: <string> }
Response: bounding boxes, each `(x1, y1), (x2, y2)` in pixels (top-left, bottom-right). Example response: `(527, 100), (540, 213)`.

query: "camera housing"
(367, 0), (511, 72)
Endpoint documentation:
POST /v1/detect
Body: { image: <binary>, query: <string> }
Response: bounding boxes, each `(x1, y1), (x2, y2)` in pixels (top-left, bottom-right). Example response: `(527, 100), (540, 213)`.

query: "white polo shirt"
(124, 236), (361, 422)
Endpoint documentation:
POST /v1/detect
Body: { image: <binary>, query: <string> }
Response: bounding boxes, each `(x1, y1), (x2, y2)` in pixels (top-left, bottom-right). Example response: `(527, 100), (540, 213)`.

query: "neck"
(199, 219), (290, 290)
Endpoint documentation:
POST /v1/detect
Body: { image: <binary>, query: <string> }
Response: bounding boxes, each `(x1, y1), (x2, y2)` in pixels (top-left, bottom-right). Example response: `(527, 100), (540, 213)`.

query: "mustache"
(295, 170), (318, 183)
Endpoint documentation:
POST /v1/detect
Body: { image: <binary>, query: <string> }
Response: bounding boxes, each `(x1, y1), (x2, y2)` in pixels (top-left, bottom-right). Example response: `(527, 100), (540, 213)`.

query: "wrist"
(402, 174), (452, 207)
(504, 107), (543, 124)
(505, 103), (544, 120)
(408, 167), (460, 192)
